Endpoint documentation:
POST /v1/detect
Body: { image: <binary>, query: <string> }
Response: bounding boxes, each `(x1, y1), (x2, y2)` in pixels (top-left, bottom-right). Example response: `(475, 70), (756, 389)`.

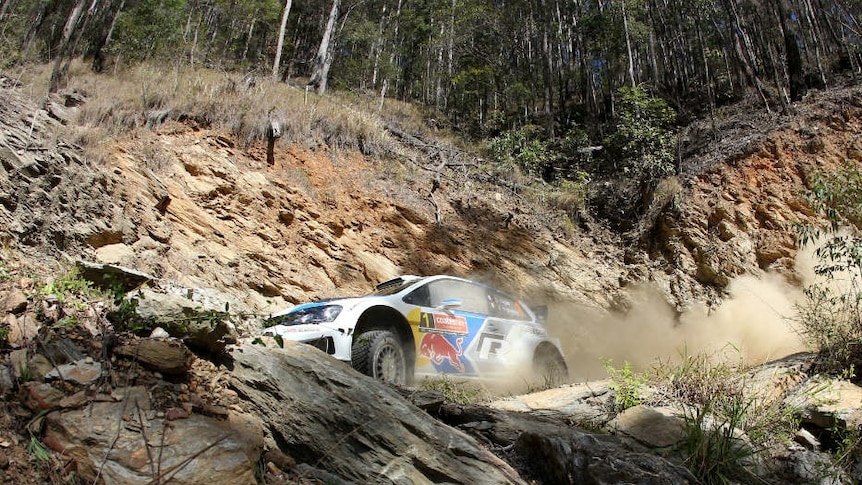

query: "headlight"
(266, 305), (343, 326)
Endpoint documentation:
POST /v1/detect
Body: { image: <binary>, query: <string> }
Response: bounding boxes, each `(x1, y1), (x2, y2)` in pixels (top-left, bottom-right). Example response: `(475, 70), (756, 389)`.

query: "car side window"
(403, 284), (430, 306)
(488, 289), (530, 321)
(417, 280), (489, 314)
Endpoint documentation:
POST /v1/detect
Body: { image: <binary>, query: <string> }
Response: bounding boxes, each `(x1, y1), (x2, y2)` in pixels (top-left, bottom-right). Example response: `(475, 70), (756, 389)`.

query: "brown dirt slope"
(2, 76), (862, 358)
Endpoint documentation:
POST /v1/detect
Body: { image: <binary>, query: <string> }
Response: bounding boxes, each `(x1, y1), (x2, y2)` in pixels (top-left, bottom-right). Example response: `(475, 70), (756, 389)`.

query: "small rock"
(22, 382), (65, 411)
(200, 403), (229, 419)
(40, 338), (85, 364)
(60, 391), (90, 409)
(608, 405), (687, 449)
(278, 210), (295, 225)
(45, 360), (103, 386)
(74, 260), (154, 293)
(1, 289), (28, 314)
(265, 461), (282, 476)
(28, 354), (54, 380)
(0, 365), (13, 393)
(165, 407), (189, 421)
(150, 327), (170, 339)
(6, 313), (40, 347)
(263, 450), (296, 471)
(94, 243), (136, 266)
(114, 339), (195, 375)
(794, 428), (821, 450)
(46, 100), (74, 124)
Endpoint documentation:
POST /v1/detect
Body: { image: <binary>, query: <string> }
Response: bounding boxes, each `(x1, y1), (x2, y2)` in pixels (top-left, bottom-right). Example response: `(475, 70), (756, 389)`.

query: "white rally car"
(262, 275), (568, 386)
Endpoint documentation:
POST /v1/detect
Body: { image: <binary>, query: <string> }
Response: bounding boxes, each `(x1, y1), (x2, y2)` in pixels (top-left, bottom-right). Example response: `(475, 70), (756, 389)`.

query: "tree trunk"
(242, 15), (256, 62)
(49, 0), (88, 93)
(621, 0), (636, 87)
(90, 0), (124, 72)
(272, 0), (293, 81)
(777, 0), (805, 101)
(0, 0), (14, 21)
(59, 0), (99, 85)
(308, 0), (341, 95)
(21, 0), (48, 58)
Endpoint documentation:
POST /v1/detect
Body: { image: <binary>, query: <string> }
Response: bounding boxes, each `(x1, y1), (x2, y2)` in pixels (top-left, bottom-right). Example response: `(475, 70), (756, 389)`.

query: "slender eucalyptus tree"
(309, 0), (341, 94)
(272, 0), (293, 81)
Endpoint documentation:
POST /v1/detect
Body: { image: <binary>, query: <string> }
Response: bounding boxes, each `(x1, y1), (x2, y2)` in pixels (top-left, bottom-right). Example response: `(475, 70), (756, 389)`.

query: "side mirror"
(437, 298), (462, 311)
(533, 305), (548, 323)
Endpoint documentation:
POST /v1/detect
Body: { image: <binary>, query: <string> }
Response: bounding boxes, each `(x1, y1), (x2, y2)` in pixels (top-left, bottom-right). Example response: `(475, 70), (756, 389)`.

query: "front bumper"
(262, 324), (353, 361)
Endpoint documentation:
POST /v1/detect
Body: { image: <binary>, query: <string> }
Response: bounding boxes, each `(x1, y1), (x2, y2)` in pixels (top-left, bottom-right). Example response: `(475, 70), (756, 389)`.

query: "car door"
(461, 287), (533, 377)
(404, 278), (489, 376)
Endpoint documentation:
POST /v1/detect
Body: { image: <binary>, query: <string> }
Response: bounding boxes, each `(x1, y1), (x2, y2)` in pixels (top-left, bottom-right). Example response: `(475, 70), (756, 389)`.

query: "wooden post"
(267, 118), (282, 165)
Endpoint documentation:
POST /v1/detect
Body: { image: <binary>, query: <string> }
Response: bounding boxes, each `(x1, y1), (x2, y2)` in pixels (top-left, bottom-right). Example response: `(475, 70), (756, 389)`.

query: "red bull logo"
(419, 333), (464, 372)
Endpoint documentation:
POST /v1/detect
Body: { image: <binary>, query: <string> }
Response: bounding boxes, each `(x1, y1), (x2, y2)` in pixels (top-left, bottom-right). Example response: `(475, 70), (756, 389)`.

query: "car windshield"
(367, 277), (425, 296)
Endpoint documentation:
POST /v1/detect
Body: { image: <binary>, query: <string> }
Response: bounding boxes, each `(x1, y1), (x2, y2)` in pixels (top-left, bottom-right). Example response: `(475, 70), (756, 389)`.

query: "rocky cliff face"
(650, 87), (862, 305)
(2, 79), (627, 317)
(8, 80), (861, 321)
(4, 78), (862, 367)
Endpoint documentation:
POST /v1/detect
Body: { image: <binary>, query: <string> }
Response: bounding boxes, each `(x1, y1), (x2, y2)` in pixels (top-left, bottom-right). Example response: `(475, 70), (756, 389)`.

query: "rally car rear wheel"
(532, 348), (569, 388)
(351, 330), (408, 386)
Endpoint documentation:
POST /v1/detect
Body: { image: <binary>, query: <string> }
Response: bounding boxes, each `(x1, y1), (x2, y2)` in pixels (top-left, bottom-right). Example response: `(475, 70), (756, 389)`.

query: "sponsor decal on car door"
(410, 308), (486, 375)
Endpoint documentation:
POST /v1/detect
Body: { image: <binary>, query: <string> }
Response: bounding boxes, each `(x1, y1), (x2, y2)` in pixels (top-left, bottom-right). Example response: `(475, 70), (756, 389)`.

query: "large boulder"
(438, 403), (697, 484)
(131, 289), (238, 354)
(43, 387), (258, 485)
(229, 343), (527, 484)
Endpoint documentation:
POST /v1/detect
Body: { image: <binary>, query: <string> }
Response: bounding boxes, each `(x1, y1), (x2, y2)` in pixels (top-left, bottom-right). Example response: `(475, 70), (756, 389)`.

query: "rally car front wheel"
(351, 329), (408, 386)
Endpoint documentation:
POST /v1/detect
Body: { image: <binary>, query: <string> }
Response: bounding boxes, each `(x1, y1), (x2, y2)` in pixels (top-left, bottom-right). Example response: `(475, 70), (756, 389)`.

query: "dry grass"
(16, 60), (440, 162)
(652, 350), (800, 447)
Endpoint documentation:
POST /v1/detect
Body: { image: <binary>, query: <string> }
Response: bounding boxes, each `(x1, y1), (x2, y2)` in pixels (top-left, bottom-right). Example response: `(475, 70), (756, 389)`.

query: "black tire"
(351, 330), (408, 386)
(533, 348), (569, 388)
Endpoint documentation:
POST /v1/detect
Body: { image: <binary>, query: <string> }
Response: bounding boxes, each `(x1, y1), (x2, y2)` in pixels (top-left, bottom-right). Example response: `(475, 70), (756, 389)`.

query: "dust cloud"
(547, 252), (819, 382)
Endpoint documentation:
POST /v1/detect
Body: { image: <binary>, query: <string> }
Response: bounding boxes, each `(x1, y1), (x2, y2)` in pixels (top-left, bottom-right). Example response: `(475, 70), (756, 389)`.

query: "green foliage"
(450, 65), (496, 128)
(419, 375), (491, 405)
(486, 124), (556, 178)
(57, 315), (79, 327)
(36, 268), (94, 303)
(603, 85), (677, 183)
(831, 425), (862, 474)
(15, 357), (30, 383)
(33, 268), (96, 318)
(549, 174), (591, 222)
(110, 0), (188, 63)
(27, 436), (50, 461)
(165, 308), (229, 335)
(796, 162), (862, 374)
(682, 397), (760, 485)
(604, 359), (647, 411)
(557, 125), (595, 178)
(806, 162), (862, 232)
(106, 291), (144, 333)
(659, 351), (740, 406)
(651, 350), (800, 482)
